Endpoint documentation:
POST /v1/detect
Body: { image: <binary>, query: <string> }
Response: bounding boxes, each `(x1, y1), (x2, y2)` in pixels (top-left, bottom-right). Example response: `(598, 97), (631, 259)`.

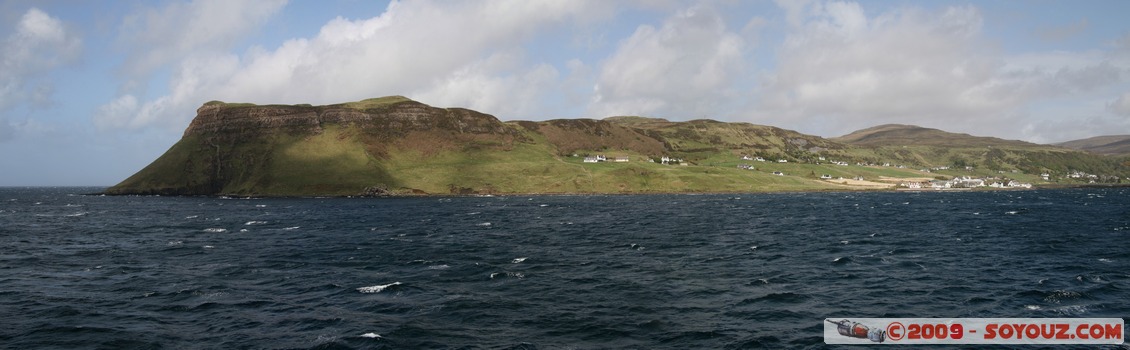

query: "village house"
(820, 174), (832, 179)
(1008, 180), (1033, 188)
(584, 155), (611, 163)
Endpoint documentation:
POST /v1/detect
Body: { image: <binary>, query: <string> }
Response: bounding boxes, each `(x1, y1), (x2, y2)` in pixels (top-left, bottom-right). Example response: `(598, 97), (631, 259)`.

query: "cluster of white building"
(901, 176), (1032, 189)
(582, 155), (629, 163)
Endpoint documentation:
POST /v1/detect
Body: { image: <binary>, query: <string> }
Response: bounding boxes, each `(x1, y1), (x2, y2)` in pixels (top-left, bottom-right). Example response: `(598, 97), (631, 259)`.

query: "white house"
(583, 157), (598, 163)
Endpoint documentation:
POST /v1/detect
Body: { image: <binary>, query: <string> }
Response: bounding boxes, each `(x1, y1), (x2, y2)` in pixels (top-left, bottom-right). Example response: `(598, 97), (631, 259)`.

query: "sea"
(0, 187), (1127, 349)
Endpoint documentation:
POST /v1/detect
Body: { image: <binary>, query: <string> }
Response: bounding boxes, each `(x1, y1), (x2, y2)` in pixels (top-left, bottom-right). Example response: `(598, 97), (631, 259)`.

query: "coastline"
(93, 182), (1129, 199)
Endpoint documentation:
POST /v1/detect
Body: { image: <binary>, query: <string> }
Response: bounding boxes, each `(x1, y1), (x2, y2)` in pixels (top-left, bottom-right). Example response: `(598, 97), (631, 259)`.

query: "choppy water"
(1, 187), (1128, 349)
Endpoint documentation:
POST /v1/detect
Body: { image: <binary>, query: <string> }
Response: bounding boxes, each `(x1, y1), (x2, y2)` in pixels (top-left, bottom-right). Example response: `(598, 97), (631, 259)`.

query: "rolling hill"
(831, 124), (1039, 148)
(1056, 135), (1130, 155)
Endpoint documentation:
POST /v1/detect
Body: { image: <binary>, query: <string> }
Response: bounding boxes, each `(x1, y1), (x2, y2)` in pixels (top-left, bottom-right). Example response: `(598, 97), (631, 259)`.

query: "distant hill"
(1055, 135), (1130, 155)
(104, 98), (1129, 196)
(832, 124), (1039, 148)
(832, 124), (1124, 177)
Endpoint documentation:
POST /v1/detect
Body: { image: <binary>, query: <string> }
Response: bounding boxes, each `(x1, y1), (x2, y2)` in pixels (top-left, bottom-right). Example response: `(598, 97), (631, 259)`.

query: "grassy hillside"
(833, 124), (1040, 148)
(833, 124), (1129, 182)
(1056, 135), (1130, 155)
(106, 97), (1129, 196)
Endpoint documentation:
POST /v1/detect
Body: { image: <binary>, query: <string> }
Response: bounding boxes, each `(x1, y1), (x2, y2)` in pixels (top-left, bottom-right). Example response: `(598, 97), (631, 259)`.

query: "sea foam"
(357, 282), (401, 293)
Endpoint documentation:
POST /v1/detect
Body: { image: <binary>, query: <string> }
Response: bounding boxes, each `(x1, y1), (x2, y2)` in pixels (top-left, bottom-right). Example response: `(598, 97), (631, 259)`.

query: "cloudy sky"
(2, 0), (1130, 186)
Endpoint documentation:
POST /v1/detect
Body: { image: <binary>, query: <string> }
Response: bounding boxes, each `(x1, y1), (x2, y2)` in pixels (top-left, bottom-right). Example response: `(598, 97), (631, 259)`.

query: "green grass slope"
(106, 98), (1129, 196)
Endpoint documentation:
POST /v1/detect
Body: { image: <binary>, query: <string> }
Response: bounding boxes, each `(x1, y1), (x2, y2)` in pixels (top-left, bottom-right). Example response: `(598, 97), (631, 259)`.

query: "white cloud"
(100, 0), (609, 130)
(97, 0), (284, 130)
(0, 7), (80, 113)
(1109, 92), (1130, 116)
(115, 0), (287, 78)
(752, 1), (1130, 141)
(93, 94), (138, 130)
(756, 3), (999, 132)
(413, 50), (561, 118)
(588, 5), (746, 118)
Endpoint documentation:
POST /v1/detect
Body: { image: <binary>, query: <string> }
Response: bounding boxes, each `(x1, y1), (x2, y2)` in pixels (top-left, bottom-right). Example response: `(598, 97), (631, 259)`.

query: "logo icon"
(826, 319), (887, 343)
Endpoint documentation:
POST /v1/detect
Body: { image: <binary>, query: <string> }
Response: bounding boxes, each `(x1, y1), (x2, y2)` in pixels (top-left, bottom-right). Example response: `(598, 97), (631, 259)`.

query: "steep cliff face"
(106, 97), (527, 196)
(186, 98), (517, 139)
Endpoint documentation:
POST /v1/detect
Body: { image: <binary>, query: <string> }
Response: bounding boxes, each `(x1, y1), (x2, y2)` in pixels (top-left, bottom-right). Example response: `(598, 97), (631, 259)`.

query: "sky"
(2, 0), (1130, 186)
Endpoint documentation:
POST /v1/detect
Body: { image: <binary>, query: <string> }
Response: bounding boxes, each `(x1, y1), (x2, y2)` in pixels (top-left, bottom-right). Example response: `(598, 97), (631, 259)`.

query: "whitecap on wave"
(360, 333), (382, 339)
(202, 228), (227, 233)
(512, 257), (528, 263)
(357, 282), (401, 293)
(476, 222), (492, 227)
(244, 221), (268, 225)
(490, 272), (525, 279)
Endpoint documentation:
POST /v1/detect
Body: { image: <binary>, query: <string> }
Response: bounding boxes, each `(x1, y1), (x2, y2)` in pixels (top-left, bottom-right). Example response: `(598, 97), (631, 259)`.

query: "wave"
(202, 228), (227, 233)
(512, 257), (528, 263)
(244, 221), (268, 225)
(831, 256), (852, 264)
(490, 272), (525, 279)
(357, 282), (401, 293)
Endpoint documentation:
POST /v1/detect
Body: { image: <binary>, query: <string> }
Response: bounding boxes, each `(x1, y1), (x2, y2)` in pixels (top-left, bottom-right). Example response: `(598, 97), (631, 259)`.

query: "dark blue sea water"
(1, 187), (1128, 349)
